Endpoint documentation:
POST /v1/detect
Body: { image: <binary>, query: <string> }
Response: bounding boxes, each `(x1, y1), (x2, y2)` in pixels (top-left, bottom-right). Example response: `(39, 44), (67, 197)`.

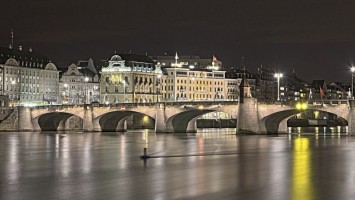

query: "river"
(0, 129), (353, 200)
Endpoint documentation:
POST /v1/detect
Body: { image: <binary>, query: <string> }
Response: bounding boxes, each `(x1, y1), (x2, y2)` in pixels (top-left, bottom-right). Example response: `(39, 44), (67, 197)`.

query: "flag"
(213, 55), (218, 62)
(212, 55), (218, 67)
(320, 86), (325, 98)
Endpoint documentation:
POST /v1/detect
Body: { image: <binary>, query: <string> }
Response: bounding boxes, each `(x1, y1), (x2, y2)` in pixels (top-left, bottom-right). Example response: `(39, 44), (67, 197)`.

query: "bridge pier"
(18, 106), (33, 131)
(348, 100), (355, 135)
(116, 117), (128, 132)
(155, 103), (167, 133)
(237, 98), (259, 133)
(83, 105), (94, 131)
(57, 119), (66, 131)
(186, 118), (197, 133)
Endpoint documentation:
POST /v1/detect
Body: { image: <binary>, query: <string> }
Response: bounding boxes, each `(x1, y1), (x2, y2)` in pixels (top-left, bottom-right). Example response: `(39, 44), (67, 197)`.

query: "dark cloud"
(1, 0), (355, 81)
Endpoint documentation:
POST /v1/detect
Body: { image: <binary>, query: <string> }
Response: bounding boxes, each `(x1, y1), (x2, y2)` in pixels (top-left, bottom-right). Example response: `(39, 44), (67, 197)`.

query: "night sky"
(2, 0), (355, 82)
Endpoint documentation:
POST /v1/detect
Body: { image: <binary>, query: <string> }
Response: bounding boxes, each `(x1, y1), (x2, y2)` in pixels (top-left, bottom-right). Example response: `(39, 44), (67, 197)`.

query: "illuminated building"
(0, 46), (59, 106)
(161, 67), (230, 101)
(59, 59), (100, 104)
(100, 54), (163, 103)
(154, 52), (237, 101)
(150, 53), (222, 69)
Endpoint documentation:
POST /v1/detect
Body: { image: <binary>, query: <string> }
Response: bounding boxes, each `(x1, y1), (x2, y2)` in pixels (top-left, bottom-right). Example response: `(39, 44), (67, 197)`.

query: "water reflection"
(292, 137), (314, 200)
(289, 126), (348, 135)
(1, 130), (355, 200)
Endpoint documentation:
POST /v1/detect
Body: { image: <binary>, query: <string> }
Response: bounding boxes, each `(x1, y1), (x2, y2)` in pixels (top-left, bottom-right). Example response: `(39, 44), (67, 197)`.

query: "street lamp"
(64, 83), (69, 104)
(156, 74), (161, 102)
(11, 80), (15, 107)
(84, 77), (89, 104)
(274, 73), (283, 101)
(351, 66), (355, 99)
(122, 80), (126, 103)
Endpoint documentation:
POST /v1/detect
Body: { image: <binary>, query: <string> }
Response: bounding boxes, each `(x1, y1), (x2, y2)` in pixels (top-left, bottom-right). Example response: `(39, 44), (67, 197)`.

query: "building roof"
(312, 80), (327, 89)
(119, 54), (155, 64)
(0, 46), (51, 69)
(225, 66), (254, 79)
(161, 66), (220, 74)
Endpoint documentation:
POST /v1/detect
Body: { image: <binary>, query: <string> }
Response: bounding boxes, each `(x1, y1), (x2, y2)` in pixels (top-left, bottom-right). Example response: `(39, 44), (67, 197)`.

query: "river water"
(0, 129), (354, 200)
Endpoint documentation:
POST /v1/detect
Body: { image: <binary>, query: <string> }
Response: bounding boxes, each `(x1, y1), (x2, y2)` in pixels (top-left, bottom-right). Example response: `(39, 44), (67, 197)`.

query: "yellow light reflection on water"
(292, 137), (314, 200)
(142, 129), (149, 148)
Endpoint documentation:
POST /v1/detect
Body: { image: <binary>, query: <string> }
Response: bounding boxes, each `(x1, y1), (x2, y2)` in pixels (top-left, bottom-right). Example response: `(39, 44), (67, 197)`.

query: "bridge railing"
(25, 99), (349, 110)
(21, 101), (240, 110)
(94, 101), (239, 107)
(258, 99), (349, 106)
(307, 100), (348, 105)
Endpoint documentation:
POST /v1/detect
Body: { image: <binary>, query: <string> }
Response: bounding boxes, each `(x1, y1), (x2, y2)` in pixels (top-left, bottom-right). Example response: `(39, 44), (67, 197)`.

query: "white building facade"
(100, 54), (163, 104)
(59, 63), (100, 104)
(0, 46), (59, 106)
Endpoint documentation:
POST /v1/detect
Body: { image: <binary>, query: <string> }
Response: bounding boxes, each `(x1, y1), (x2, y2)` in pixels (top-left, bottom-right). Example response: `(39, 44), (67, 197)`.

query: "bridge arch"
(166, 109), (235, 133)
(94, 110), (155, 132)
(260, 108), (349, 134)
(35, 112), (83, 131)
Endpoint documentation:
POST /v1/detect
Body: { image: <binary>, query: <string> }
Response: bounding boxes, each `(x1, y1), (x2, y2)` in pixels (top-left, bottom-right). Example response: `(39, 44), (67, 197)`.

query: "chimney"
(18, 46), (22, 51)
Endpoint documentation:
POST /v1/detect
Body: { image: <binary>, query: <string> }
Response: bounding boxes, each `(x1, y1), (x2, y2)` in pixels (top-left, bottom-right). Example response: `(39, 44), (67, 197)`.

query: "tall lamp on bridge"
(84, 77), (89, 104)
(351, 66), (355, 99)
(11, 80), (16, 107)
(122, 80), (126, 103)
(274, 73), (283, 101)
(64, 83), (69, 104)
(156, 74), (161, 102)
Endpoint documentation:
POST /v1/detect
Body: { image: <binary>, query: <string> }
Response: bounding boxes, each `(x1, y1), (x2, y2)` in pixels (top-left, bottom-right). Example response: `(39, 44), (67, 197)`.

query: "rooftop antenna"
(241, 56), (246, 76)
(11, 28), (14, 48)
(175, 52), (179, 66)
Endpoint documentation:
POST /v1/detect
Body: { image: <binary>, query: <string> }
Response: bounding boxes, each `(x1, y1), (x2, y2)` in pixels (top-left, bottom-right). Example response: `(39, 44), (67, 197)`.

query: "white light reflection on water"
(6, 135), (19, 184)
(2, 129), (355, 200)
(59, 135), (71, 177)
(81, 135), (92, 174)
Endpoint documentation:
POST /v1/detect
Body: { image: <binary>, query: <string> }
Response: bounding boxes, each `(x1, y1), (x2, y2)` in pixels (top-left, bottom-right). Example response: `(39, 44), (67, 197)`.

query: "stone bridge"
(4, 98), (355, 134)
(16, 101), (238, 133)
(238, 98), (352, 134)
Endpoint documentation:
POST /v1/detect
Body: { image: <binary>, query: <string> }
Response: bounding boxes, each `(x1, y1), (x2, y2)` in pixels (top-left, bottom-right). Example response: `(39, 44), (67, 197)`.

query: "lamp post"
(84, 77), (89, 104)
(189, 65), (194, 101)
(11, 80), (15, 107)
(122, 80), (126, 103)
(156, 74), (161, 102)
(64, 83), (69, 104)
(351, 67), (355, 99)
(274, 73), (283, 101)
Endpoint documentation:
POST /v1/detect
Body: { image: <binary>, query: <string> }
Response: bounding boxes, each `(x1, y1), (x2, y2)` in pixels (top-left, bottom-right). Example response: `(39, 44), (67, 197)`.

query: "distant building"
(161, 67), (229, 101)
(226, 66), (255, 99)
(282, 72), (311, 101)
(254, 67), (275, 101)
(59, 60), (100, 104)
(100, 54), (162, 103)
(0, 46), (59, 106)
(327, 82), (348, 99)
(157, 53), (239, 102)
(150, 52), (222, 69)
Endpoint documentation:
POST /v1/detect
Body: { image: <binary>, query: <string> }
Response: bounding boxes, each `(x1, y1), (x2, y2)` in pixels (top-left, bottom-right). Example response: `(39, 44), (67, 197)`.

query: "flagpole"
(174, 52), (178, 101)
